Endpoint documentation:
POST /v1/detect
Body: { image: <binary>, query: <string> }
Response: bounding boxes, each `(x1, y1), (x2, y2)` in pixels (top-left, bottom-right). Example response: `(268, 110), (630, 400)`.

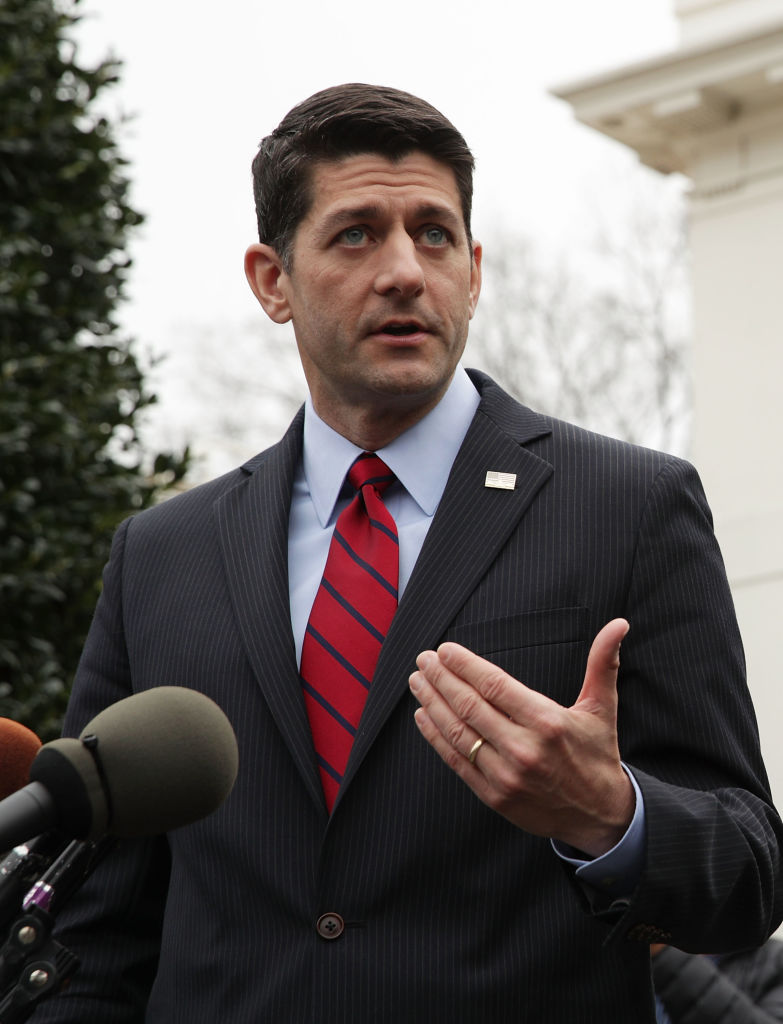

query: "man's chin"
(364, 367), (454, 406)
(363, 352), (459, 398)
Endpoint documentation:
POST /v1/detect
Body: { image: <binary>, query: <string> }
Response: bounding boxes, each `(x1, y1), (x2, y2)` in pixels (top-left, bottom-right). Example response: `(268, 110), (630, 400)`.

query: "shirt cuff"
(551, 764), (646, 898)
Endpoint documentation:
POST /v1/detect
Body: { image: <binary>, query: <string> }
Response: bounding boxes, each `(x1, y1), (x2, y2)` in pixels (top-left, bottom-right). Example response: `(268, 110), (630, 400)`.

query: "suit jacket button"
(317, 913), (345, 940)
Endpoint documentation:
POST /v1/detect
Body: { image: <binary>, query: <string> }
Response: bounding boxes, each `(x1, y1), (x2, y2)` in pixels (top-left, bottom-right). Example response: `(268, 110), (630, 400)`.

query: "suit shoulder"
(470, 369), (692, 477)
(120, 436), (288, 539)
(129, 465), (248, 529)
(540, 413), (686, 468)
(109, 409), (304, 557)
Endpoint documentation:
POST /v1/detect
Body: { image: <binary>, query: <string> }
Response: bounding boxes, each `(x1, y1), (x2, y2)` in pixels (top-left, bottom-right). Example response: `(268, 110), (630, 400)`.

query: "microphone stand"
(0, 835), (66, 939)
(0, 837), (115, 1023)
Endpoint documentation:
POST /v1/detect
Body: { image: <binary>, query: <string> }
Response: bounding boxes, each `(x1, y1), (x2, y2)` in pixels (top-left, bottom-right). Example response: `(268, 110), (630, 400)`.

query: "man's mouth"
(377, 321), (425, 337)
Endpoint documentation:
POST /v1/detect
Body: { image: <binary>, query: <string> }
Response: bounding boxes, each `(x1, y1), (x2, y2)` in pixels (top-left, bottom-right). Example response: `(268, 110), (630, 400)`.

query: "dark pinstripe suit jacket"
(34, 371), (783, 1023)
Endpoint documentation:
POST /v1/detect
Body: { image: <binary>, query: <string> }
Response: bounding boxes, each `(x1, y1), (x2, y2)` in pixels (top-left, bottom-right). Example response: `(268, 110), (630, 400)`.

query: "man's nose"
(373, 233), (425, 298)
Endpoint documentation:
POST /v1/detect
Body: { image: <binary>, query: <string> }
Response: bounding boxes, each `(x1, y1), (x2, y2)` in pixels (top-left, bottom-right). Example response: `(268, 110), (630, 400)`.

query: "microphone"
(0, 722), (42, 802)
(0, 722), (56, 931)
(0, 687), (239, 852)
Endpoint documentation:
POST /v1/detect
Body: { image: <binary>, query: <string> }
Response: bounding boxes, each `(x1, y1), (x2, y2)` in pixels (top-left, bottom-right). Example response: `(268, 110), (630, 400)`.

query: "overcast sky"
(72, 0), (681, 473)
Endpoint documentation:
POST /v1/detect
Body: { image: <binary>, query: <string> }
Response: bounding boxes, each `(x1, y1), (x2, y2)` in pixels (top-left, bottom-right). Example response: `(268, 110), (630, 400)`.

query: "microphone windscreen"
(0, 720), (42, 800)
(30, 738), (109, 839)
(78, 687), (239, 838)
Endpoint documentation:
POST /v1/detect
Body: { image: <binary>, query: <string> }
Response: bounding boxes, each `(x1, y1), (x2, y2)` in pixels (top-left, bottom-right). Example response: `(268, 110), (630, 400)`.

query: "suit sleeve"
(608, 458), (783, 950)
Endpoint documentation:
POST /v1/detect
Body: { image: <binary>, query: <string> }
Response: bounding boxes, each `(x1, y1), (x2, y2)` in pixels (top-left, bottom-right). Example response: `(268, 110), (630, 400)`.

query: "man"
(30, 84), (782, 1022)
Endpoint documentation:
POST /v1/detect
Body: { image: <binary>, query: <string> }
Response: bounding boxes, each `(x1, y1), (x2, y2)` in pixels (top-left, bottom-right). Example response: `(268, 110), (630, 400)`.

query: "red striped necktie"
(300, 452), (399, 811)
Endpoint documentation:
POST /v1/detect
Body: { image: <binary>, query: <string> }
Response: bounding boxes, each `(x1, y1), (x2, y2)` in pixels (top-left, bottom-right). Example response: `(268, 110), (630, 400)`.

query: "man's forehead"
(304, 151), (463, 216)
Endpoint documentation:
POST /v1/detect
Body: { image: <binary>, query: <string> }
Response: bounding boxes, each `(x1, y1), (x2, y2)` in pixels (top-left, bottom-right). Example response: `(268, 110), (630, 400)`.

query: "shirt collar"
(303, 366), (480, 527)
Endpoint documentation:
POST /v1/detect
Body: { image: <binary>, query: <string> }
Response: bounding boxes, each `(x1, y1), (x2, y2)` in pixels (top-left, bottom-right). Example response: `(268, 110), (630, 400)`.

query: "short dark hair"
(251, 83), (475, 269)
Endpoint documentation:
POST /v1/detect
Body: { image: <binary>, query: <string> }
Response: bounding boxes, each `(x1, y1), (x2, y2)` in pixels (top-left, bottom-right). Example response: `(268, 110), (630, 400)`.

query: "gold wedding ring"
(467, 737), (485, 765)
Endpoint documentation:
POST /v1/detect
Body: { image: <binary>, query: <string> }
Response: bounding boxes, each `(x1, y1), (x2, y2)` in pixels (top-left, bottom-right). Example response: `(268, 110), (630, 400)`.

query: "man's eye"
(422, 226), (448, 245)
(340, 227), (367, 245)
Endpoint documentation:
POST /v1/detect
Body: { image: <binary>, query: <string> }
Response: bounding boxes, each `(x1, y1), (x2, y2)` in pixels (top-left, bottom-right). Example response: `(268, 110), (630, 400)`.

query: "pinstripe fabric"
(31, 372), (782, 1024)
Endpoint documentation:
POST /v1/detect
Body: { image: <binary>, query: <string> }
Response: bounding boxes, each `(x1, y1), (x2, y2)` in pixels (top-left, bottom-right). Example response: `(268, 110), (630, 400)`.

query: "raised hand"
(408, 618), (634, 857)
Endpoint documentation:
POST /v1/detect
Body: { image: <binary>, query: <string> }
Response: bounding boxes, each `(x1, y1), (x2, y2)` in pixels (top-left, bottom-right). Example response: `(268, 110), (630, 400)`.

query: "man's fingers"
(409, 666), (492, 792)
(425, 642), (532, 721)
(409, 649), (487, 756)
(409, 643), (554, 784)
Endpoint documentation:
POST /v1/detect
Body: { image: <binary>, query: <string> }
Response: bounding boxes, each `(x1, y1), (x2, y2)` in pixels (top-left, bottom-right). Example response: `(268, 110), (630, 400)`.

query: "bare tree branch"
(469, 173), (690, 454)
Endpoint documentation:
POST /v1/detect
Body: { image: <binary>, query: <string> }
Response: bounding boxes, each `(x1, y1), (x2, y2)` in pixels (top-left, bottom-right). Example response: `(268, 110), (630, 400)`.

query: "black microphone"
(0, 687), (239, 851)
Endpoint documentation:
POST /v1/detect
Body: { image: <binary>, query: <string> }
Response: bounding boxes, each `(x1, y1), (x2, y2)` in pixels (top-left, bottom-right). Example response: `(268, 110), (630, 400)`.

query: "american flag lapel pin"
(484, 471), (517, 491)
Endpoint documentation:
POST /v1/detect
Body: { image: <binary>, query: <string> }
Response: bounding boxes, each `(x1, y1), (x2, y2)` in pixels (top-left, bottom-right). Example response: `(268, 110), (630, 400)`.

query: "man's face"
(247, 151), (481, 439)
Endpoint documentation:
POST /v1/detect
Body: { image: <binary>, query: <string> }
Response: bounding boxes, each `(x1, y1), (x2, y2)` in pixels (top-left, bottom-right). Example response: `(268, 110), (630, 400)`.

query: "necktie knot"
(348, 452), (395, 497)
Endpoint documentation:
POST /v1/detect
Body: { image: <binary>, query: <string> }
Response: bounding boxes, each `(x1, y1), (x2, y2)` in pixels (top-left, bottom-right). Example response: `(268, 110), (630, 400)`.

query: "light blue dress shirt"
(288, 366), (481, 664)
(287, 366), (645, 893)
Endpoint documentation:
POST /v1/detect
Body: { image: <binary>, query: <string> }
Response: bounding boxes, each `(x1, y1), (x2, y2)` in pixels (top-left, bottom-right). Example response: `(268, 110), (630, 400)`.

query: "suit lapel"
(338, 376), (554, 805)
(214, 410), (326, 813)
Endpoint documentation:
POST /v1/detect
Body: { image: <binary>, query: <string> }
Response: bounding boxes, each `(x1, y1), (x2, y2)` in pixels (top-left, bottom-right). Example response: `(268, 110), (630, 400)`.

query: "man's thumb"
(575, 618), (630, 713)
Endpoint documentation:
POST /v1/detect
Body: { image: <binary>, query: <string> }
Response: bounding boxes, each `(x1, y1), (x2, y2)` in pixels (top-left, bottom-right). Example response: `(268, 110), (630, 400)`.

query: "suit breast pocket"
(439, 607), (589, 707)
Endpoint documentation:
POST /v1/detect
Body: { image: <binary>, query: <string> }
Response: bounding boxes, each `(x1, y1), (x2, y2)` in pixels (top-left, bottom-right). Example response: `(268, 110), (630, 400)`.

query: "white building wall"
(552, 5), (783, 801)
(676, 0), (783, 46)
(690, 171), (783, 797)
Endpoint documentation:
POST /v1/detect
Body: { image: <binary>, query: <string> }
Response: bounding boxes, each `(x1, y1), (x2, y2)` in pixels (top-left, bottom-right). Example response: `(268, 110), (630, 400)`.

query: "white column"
(552, 14), (783, 798)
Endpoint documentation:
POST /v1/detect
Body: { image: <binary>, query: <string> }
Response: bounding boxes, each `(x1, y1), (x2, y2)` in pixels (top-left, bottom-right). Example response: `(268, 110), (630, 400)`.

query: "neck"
(314, 396), (444, 451)
(310, 380), (455, 450)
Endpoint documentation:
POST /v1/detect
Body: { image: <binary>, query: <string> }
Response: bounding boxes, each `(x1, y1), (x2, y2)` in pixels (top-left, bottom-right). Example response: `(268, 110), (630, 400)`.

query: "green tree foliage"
(0, 0), (188, 739)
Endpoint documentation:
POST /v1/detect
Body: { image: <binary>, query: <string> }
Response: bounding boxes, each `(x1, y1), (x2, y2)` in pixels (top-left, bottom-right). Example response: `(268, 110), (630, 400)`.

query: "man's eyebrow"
(314, 206), (382, 241)
(414, 204), (463, 228)
(314, 203), (463, 242)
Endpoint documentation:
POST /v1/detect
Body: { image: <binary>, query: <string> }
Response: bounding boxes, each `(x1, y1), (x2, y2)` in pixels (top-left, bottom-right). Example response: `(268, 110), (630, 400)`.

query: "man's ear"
(244, 243), (292, 323)
(468, 240), (482, 320)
